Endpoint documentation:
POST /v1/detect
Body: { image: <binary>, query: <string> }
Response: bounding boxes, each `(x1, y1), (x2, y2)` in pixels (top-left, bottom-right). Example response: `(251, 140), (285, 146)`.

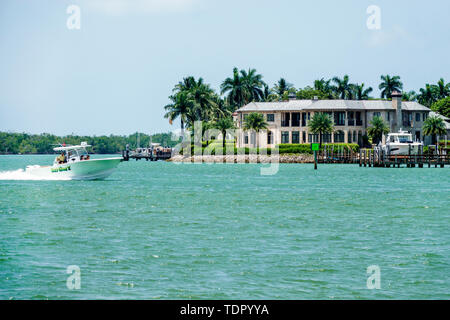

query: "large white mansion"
(233, 92), (432, 148)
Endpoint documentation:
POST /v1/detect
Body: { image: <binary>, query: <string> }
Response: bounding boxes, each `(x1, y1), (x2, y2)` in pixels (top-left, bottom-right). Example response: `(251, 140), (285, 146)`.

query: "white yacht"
(26, 142), (123, 180)
(381, 130), (423, 155)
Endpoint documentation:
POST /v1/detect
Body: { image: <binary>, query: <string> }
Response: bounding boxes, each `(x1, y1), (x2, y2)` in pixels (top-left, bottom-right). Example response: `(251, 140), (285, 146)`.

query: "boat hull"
(27, 158), (122, 180)
(382, 143), (422, 155)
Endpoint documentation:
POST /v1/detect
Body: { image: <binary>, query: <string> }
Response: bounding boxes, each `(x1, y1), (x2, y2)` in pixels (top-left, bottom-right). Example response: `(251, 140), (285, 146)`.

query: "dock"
(121, 146), (172, 162)
(313, 144), (449, 168)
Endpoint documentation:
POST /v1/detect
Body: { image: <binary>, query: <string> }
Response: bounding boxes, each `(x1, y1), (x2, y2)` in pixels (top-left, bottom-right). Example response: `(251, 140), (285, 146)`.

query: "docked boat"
(26, 142), (123, 180)
(381, 130), (423, 155)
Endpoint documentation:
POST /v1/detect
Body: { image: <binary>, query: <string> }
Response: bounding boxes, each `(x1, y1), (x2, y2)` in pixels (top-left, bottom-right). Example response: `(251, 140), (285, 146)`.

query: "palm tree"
(314, 78), (335, 99)
(221, 67), (250, 110)
(402, 90), (417, 101)
(367, 116), (390, 145)
(332, 75), (352, 99)
(214, 116), (235, 148)
(418, 84), (437, 107)
(243, 113), (268, 148)
(379, 75), (403, 99)
(273, 78), (294, 98)
(354, 83), (373, 100)
(164, 91), (194, 137)
(241, 68), (266, 102)
(189, 79), (217, 122)
(423, 115), (446, 144)
(308, 113), (334, 147)
(433, 78), (450, 100)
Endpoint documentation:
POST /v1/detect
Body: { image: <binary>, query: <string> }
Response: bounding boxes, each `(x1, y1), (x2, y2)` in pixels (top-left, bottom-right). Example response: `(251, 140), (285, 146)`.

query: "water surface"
(0, 155), (449, 299)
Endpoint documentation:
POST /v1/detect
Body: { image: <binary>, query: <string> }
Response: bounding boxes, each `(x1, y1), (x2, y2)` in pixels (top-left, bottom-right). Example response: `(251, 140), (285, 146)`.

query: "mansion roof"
(237, 100), (430, 112)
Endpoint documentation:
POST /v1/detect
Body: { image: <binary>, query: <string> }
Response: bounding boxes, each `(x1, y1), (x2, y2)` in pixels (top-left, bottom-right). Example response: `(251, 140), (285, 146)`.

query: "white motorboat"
(26, 142), (123, 180)
(381, 130), (423, 155)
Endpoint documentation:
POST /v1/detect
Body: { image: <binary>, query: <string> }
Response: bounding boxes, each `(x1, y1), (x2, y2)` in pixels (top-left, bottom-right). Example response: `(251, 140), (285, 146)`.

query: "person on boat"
(57, 152), (66, 164)
(85, 155), (90, 160)
(80, 155), (84, 160)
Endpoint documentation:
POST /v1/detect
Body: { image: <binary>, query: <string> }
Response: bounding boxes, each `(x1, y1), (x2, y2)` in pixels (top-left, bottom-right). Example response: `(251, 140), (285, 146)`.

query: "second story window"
(267, 114), (274, 122)
(374, 112), (381, 118)
(416, 113), (421, 122)
(423, 113), (427, 121)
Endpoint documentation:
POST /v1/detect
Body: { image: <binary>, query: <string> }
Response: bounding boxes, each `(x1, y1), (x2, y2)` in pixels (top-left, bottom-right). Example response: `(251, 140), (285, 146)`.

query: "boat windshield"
(398, 135), (412, 143)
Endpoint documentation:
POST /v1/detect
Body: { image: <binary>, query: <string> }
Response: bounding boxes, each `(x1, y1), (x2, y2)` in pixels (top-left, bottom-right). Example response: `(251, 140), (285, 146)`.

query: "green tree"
(423, 115), (446, 144)
(402, 90), (417, 101)
(367, 116), (390, 145)
(221, 67), (250, 110)
(241, 68), (266, 103)
(273, 78), (295, 98)
(243, 113), (268, 148)
(353, 83), (373, 100)
(418, 84), (437, 107)
(433, 78), (450, 100)
(379, 75), (403, 99)
(164, 91), (193, 137)
(214, 116), (235, 148)
(308, 113), (334, 147)
(431, 97), (450, 118)
(332, 75), (353, 99)
(314, 78), (335, 98)
(296, 86), (328, 100)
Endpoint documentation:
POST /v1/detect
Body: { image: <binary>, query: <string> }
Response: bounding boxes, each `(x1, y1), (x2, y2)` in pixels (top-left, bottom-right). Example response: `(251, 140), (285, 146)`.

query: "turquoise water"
(0, 155), (449, 299)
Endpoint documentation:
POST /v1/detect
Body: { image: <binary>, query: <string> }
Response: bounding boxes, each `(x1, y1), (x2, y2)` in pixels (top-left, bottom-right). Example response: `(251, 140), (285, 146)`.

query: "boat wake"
(0, 166), (71, 181)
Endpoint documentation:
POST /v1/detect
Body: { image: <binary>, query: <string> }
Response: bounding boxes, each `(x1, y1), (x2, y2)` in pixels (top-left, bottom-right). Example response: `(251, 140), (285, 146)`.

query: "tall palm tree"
(243, 113), (268, 148)
(308, 113), (334, 147)
(354, 83), (373, 100)
(332, 75), (352, 99)
(164, 91), (194, 137)
(418, 84), (437, 107)
(433, 78), (450, 100)
(189, 79), (217, 122)
(241, 68), (266, 102)
(273, 78), (294, 98)
(379, 75), (403, 99)
(423, 115), (446, 144)
(367, 116), (390, 145)
(221, 67), (250, 110)
(214, 116), (235, 148)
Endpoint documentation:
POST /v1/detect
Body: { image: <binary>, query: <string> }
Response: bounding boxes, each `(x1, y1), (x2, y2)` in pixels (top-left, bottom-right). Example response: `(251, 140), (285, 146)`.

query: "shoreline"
(167, 154), (315, 163)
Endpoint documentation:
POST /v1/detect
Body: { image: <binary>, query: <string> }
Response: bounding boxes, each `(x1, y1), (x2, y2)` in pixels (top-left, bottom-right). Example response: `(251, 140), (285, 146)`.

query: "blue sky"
(1, 0), (449, 136)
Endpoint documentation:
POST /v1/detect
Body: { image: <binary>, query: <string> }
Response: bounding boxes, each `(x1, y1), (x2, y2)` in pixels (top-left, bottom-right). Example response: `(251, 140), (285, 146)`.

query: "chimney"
(391, 91), (402, 132)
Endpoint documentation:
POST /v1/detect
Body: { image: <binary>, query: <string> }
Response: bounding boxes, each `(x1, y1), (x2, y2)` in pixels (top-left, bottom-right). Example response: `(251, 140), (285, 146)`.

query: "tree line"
(0, 132), (180, 155)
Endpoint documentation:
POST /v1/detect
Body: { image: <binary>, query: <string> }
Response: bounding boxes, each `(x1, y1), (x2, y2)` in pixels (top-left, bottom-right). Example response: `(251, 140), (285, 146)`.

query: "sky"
(1, 0), (449, 136)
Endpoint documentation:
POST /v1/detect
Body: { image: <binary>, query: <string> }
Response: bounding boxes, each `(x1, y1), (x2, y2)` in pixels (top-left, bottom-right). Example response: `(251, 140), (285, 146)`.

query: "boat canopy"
(53, 142), (91, 152)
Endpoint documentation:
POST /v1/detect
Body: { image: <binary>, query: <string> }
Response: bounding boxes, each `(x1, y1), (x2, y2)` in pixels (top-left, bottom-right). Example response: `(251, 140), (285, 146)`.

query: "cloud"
(83, 0), (200, 16)
(365, 25), (410, 47)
